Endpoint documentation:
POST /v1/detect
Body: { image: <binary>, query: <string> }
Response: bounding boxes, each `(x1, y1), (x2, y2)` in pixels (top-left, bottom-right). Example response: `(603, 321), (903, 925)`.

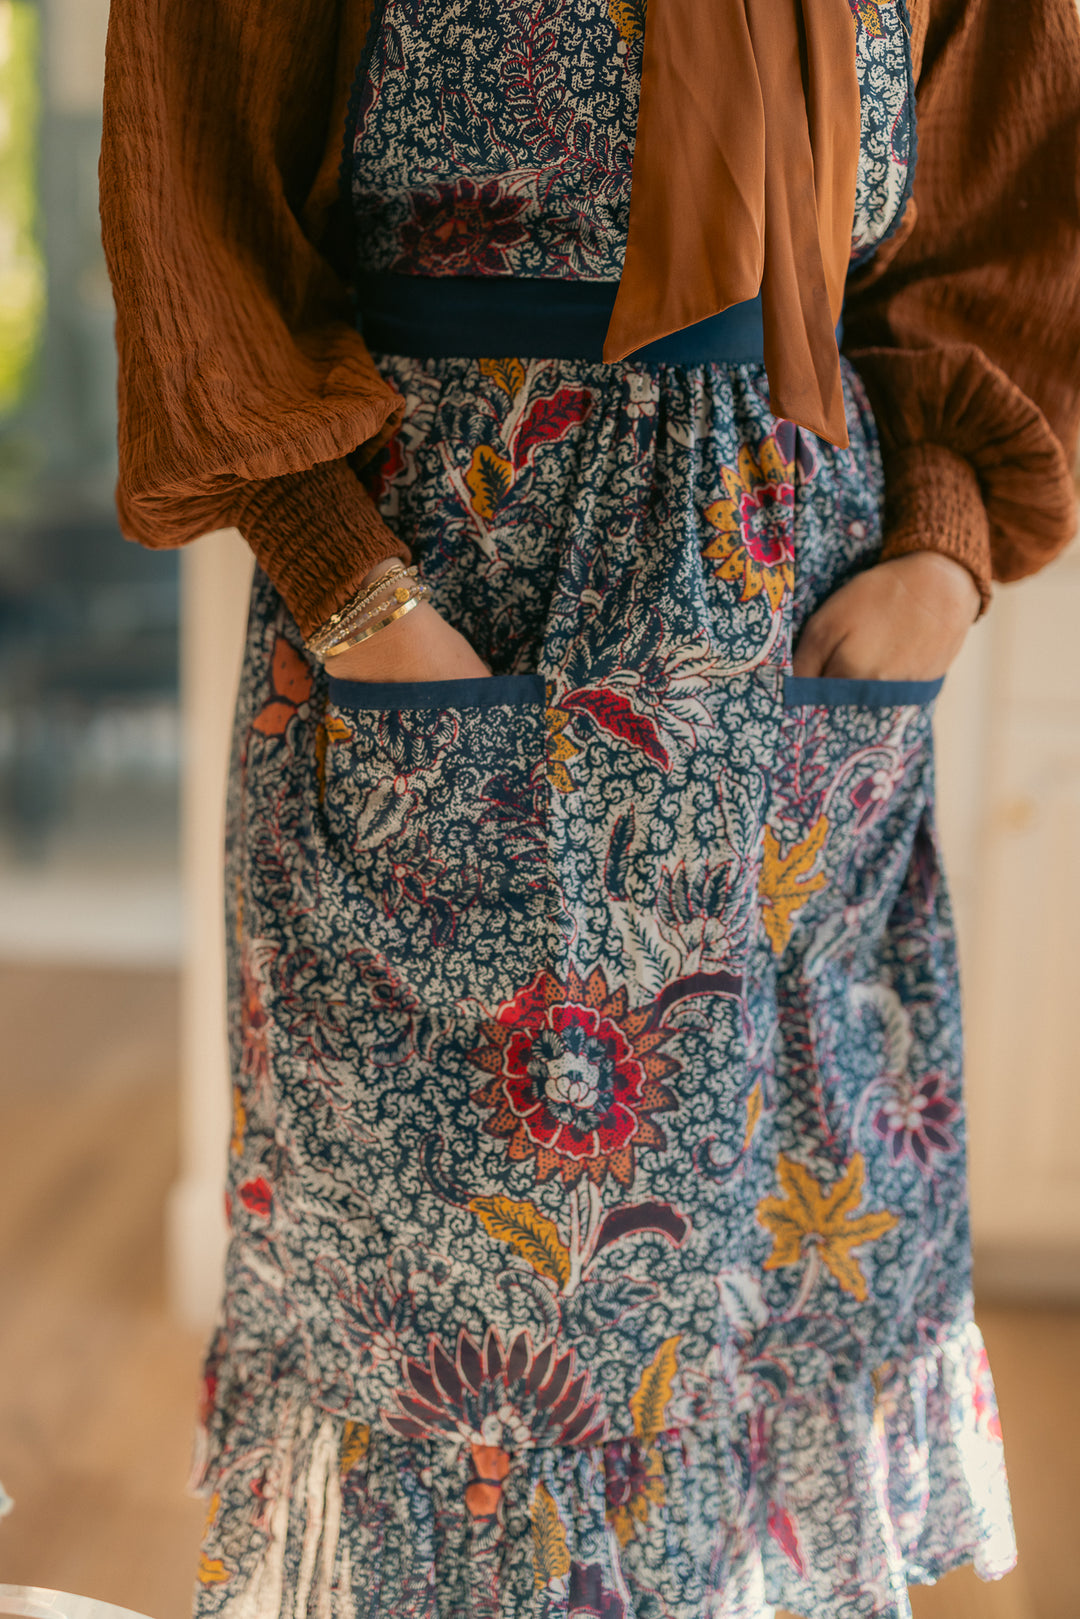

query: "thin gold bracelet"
(315, 579), (419, 651)
(322, 591), (425, 657)
(306, 563), (418, 657)
(317, 580), (429, 657)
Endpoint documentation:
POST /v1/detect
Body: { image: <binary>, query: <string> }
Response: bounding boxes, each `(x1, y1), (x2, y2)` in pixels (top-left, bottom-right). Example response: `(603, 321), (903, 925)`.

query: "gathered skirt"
(190, 351), (1015, 1619)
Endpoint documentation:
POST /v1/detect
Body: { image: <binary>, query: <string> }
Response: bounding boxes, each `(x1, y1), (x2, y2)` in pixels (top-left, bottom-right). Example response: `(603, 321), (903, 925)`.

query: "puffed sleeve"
(841, 0), (1080, 614)
(99, 0), (409, 639)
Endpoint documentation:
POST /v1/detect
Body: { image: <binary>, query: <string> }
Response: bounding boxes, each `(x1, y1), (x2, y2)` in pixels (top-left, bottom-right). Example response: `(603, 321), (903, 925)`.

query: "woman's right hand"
(323, 557), (491, 683)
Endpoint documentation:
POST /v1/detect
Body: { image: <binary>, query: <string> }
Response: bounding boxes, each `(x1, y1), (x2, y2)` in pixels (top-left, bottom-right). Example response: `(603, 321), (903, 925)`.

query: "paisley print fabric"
(348, 0), (913, 281)
(848, 0), (916, 267)
(189, 1), (1014, 1616)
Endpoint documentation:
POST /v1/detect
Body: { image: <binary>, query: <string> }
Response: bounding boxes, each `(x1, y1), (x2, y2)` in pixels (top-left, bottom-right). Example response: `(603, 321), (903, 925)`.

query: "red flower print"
(384, 1323), (607, 1449)
(363, 427), (407, 503)
(469, 964), (681, 1189)
(238, 1177), (273, 1218)
(702, 432), (796, 612)
(396, 178), (530, 276)
(873, 1072), (959, 1170)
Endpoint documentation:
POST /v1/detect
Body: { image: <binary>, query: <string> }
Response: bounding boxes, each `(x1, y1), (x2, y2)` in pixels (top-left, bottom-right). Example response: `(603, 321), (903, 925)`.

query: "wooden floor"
(0, 965), (1076, 1619)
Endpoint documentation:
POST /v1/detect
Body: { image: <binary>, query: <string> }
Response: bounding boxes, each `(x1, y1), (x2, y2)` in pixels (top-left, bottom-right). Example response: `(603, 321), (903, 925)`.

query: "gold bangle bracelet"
(312, 580), (419, 652)
(308, 564), (414, 647)
(318, 580), (429, 655)
(306, 563), (418, 656)
(321, 591), (425, 657)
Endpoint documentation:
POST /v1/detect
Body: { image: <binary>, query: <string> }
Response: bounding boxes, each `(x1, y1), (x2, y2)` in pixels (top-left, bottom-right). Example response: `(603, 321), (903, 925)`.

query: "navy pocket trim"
(328, 672), (547, 711)
(782, 674), (944, 709)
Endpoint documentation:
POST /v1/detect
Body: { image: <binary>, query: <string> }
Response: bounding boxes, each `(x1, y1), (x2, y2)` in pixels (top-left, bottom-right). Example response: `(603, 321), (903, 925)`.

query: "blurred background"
(0, 2), (1077, 1617)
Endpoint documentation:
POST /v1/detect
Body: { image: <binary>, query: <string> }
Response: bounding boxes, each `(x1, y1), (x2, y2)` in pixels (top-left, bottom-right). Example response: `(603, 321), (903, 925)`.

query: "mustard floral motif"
(339, 1421), (371, 1475)
(468, 1194), (572, 1287)
(703, 434), (796, 612)
(532, 1480), (572, 1586)
(607, 0), (645, 43)
(851, 0), (894, 39)
(479, 356), (526, 395)
(546, 704), (581, 793)
(759, 817), (830, 954)
(757, 1153), (898, 1302)
(466, 444), (515, 519)
(629, 1334), (681, 1441)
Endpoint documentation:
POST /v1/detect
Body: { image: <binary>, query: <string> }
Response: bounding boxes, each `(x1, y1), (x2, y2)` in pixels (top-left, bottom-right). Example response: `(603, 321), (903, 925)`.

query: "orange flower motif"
(469, 964), (681, 1189)
(703, 434), (795, 613)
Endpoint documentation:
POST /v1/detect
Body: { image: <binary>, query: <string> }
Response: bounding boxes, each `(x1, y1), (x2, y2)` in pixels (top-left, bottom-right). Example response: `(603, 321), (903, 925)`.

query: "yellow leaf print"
(469, 1196), (571, 1287)
(759, 816), (829, 955)
(546, 705), (580, 794)
(629, 1334), (681, 1440)
(531, 1480), (571, 1588)
(198, 1555), (231, 1585)
(339, 1419), (370, 1475)
(607, 0), (646, 42)
(756, 1153), (898, 1302)
(855, 0), (888, 36)
(479, 356), (526, 395)
(466, 444), (514, 520)
(230, 1085), (246, 1159)
(743, 1081), (763, 1149)
(316, 711), (354, 804)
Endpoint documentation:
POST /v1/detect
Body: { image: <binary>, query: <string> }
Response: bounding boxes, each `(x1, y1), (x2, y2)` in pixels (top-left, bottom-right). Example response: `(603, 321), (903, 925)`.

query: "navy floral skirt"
(191, 351), (1015, 1619)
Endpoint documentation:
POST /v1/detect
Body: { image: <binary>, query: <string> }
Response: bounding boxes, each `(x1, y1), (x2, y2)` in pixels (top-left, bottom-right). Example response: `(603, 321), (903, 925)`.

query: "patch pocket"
(318, 672), (553, 1010)
(782, 675), (944, 709)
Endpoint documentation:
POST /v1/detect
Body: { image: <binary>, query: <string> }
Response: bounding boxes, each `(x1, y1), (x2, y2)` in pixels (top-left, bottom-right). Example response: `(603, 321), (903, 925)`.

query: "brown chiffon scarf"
(603, 0), (862, 449)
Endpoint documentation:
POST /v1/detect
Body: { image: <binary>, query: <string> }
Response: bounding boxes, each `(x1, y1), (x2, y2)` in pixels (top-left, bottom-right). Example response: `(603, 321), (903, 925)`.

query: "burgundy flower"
(469, 964), (680, 1189)
(569, 1561), (626, 1619)
(384, 1323), (608, 1449)
(396, 178), (531, 276)
(873, 1072), (959, 1169)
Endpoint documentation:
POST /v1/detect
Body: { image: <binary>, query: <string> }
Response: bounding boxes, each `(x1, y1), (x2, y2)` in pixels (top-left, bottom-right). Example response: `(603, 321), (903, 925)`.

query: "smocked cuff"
(225, 457), (412, 639)
(879, 442), (993, 617)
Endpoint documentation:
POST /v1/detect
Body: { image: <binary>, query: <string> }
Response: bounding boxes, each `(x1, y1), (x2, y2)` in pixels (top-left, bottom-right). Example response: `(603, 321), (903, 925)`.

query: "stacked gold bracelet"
(305, 563), (430, 660)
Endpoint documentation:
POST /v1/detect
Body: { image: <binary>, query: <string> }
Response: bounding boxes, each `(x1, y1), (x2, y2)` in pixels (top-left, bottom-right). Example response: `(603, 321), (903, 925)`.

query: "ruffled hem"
(188, 1320), (1015, 1619)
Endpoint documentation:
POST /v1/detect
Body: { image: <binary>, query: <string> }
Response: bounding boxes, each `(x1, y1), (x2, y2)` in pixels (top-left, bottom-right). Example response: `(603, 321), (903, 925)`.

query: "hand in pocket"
(324, 558), (492, 683)
(792, 552), (980, 682)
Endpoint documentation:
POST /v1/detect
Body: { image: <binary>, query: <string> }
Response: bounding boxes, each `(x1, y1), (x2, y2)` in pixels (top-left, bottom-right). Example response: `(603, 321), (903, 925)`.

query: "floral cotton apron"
(191, 3), (1016, 1615)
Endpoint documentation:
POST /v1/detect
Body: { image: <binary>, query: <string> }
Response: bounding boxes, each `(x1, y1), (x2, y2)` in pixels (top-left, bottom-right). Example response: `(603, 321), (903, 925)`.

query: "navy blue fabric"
(783, 674), (944, 709)
(328, 671), (546, 710)
(356, 271), (845, 362)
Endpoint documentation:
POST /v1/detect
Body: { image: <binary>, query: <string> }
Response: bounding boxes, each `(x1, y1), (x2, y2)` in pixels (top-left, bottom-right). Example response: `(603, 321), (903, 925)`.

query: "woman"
(100, 1), (1080, 1615)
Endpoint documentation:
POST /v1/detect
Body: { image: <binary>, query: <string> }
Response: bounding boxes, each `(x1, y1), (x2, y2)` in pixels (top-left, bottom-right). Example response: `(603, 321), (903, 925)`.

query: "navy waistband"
(355, 271), (844, 364)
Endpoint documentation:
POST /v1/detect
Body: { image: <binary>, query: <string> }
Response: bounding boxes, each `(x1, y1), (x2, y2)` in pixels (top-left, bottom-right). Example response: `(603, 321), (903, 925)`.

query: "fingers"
(791, 596), (843, 678)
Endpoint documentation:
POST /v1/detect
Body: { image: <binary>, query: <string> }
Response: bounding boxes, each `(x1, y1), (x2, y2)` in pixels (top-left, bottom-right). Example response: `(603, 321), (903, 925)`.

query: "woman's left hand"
(791, 551), (981, 682)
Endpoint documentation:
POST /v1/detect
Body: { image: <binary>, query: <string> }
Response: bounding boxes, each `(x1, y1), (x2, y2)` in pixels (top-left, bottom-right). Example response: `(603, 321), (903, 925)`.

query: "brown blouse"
(99, 0), (1080, 637)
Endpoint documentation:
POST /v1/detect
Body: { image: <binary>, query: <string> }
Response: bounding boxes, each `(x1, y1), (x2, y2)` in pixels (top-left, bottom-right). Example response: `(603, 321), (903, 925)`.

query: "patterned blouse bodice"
(349, 0), (915, 282)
